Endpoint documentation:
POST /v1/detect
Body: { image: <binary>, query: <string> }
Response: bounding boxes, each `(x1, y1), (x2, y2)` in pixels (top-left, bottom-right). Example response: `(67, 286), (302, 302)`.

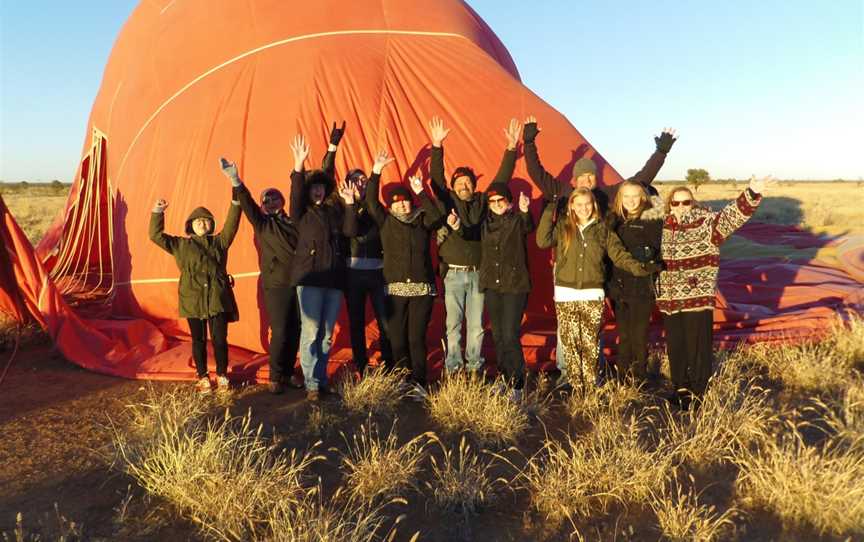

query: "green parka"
(149, 203), (241, 320)
(536, 203), (650, 290)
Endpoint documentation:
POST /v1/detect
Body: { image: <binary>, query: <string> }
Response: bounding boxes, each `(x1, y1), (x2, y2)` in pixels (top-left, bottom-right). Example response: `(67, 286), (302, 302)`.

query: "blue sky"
(0, 0), (861, 182)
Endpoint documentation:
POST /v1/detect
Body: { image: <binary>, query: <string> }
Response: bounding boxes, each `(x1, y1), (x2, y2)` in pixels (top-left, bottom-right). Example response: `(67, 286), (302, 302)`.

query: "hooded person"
(149, 186), (241, 394)
(363, 149), (445, 393)
(288, 130), (358, 401)
(426, 116), (520, 375)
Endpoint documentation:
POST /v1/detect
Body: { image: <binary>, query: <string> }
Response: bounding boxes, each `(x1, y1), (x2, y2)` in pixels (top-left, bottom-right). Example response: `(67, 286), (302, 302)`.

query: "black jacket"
(289, 169), (357, 288)
(233, 183), (298, 289)
(477, 209), (535, 294)
(349, 201), (384, 261)
(365, 173), (444, 285)
(524, 141), (666, 216)
(429, 145), (517, 273)
(606, 197), (665, 300)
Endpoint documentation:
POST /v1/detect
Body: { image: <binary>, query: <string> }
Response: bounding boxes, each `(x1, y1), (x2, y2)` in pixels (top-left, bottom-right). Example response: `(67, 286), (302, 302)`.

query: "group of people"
(150, 116), (773, 409)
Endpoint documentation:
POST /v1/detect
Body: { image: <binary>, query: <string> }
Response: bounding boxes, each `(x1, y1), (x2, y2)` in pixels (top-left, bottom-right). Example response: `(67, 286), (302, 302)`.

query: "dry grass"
(2, 505), (82, 542)
(1, 189), (67, 244)
(426, 372), (529, 447)
(517, 414), (667, 526)
(336, 417), (430, 503)
(111, 388), (324, 540)
(650, 474), (738, 542)
(339, 367), (408, 415)
(424, 435), (504, 518)
(735, 425), (864, 537)
(566, 378), (646, 423)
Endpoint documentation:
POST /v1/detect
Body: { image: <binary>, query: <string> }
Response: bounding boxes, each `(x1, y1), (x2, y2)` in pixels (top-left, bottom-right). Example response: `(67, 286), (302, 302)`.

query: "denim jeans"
(443, 269), (485, 371)
(297, 285), (343, 391)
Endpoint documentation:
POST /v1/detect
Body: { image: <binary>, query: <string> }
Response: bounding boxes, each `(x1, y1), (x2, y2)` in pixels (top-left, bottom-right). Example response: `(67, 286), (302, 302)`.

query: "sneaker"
(216, 375), (230, 392)
(195, 376), (213, 394)
(306, 389), (320, 402)
(268, 381), (284, 395)
(554, 374), (572, 392)
(407, 383), (428, 402)
(286, 374), (304, 389)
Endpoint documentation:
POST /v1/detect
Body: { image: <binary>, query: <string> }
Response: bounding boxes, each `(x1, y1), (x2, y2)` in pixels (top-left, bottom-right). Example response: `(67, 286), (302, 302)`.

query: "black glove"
(329, 121), (347, 146)
(655, 131), (676, 154)
(523, 122), (539, 143)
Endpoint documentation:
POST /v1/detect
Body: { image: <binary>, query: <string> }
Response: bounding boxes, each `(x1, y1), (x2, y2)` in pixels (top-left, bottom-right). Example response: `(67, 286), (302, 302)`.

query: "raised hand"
(748, 175), (776, 195)
(329, 121), (347, 146)
(428, 116), (451, 147)
(290, 134), (310, 172)
(523, 115), (540, 143)
(655, 127), (678, 153)
(518, 192), (530, 213)
(338, 183), (355, 205)
(409, 173), (424, 195)
(372, 150), (396, 175)
(219, 157), (239, 184)
(153, 198), (169, 212)
(446, 209), (461, 230)
(504, 118), (522, 150)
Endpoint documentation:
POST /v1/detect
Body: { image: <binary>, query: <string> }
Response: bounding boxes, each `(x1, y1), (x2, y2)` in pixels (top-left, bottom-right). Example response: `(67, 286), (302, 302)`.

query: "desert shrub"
(650, 474), (738, 542)
(336, 417), (429, 503)
(424, 435), (504, 518)
(339, 366), (408, 415)
(426, 372), (529, 447)
(566, 378), (646, 423)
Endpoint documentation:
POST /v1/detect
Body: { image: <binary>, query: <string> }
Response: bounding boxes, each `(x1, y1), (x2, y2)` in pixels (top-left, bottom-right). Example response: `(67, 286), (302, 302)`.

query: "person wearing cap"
(289, 131), (358, 402)
(364, 149), (446, 393)
(455, 180), (534, 401)
(148, 175), (241, 394)
(426, 116), (520, 375)
(342, 167), (393, 376)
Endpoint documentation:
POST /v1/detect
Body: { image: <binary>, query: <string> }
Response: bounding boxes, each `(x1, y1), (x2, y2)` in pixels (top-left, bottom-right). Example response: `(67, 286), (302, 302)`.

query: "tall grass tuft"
(735, 425), (864, 537)
(424, 435), (504, 518)
(339, 366), (408, 415)
(336, 417), (430, 503)
(567, 378), (646, 423)
(650, 474), (738, 542)
(426, 372), (529, 447)
(111, 388), (323, 541)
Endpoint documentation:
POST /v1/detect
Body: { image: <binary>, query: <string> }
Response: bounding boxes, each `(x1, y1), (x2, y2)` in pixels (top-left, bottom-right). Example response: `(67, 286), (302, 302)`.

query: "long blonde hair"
(664, 186), (696, 214)
(612, 181), (649, 220)
(562, 188), (599, 253)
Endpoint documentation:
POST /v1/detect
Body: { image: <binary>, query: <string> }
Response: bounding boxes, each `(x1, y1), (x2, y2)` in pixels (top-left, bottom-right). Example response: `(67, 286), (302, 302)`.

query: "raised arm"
(710, 176), (771, 245)
(427, 116), (454, 206)
(410, 174), (445, 230)
(221, 157), (265, 230)
(364, 149), (396, 226)
(490, 118), (520, 185)
(148, 199), (179, 255)
(535, 201), (557, 249)
(523, 116), (561, 202)
(289, 134), (310, 220)
(626, 128), (677, 187)
(218, 199), (242, 250)
(517, 192), (535, 234)
(321, 121), (345, 178)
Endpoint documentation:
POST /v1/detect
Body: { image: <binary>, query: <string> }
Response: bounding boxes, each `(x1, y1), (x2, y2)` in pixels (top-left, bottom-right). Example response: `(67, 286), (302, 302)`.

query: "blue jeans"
(443, 270), (485, 371)
(297, 286), (343, 391)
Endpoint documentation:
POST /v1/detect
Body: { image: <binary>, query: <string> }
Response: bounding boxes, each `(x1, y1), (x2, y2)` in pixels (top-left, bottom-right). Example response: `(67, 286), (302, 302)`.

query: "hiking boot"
(306, 389), (320, 402)
(268, 381), (284, 395)
(286, 374), (304, 389)
(195, 376), (212, 394)
(216, 374), (230, 393)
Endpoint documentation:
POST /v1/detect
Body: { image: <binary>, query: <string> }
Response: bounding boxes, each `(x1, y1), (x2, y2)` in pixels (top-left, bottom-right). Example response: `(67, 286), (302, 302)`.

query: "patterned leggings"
(556, 300), (604, 391)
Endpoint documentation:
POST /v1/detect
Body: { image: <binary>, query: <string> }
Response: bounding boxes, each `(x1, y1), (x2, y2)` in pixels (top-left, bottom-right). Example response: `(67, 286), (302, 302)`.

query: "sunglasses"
(670, 199), (693, 207)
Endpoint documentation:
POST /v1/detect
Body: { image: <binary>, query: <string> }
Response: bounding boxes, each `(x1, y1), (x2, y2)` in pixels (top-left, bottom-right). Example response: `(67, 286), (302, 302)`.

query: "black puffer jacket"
(478, 209), (535, 294)
(349, 201), (384, 260)
(289, 169), (357, 288)
(606, 196), (665, 300)
(365, 173), (444, 284)
(233, 183), (298, 289)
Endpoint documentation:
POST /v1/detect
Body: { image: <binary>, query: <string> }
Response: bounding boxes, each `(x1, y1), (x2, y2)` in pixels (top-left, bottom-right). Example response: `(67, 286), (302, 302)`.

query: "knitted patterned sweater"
(656, 188), (762, 314)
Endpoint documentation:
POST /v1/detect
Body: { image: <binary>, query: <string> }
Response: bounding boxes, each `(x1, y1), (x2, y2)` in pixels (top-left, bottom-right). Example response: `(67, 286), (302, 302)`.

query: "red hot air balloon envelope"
(0, 0), (859, 381)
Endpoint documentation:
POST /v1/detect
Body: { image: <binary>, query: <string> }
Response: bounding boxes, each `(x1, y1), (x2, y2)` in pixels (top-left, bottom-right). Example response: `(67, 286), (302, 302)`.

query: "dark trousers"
(345, 268), (393, 373)
(486, 291), (528, 389)
(263, 286), (301, 383)
(663, 310), (714, 395)
(187, 313), (229, 377)
(388, 295), (434, 385)
(611, 297), (654, 378)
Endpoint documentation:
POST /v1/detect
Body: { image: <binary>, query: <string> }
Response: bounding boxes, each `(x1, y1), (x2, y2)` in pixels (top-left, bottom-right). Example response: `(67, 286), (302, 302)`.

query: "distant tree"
(686, 168), (710, 192)
(51, 179), (63, 190)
